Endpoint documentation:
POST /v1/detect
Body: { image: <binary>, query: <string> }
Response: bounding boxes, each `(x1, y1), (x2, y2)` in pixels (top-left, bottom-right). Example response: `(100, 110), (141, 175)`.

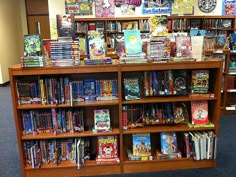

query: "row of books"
(16, 78), (118, 105)
(122, 100), (209, 129)
(128, 131), (217, 161)
(22, 108), (112, 135)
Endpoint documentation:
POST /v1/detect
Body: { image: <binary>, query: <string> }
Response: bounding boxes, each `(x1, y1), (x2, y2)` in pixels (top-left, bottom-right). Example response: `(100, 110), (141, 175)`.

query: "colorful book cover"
(65, 0), (93, 15)
(87, 31), (106, 59)
(132, 133), (151, 157)
(191, 100), (209, 125)
(97, 135), (119, 159)
(95, 0), (115, 17)
(149, 15), (168, 37)
(56, 14), (75, 39)
(222, 0), (236, 16)
(124, 30), (142, 55)
(94, 109), (111, 131)
(191, 70), (209, 94)
(142, 0), (171, 14)
(175, 36), (192, 58)
(123, 78), (141, 100)
(160, 132), (178, 155)
(24, 34), (42, 57)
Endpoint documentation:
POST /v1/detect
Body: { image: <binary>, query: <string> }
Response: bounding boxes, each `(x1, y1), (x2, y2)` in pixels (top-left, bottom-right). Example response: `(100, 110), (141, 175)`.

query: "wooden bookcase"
(9, 59), (222, 177)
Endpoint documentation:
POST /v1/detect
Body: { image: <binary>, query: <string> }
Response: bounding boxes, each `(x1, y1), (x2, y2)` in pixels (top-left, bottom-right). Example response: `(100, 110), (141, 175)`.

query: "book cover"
(56, 14), (75, 39)
(191, 100), (209, 125)
(97, 135), (119, 159)
(160, 132), (178, 155)
(95, 0), (115, 17)
(94, 109), (111, 131)
(65, 0), (93, 15)
(87, 31), (106, 59)
(24, 34), (42, 57)
(191, 70), (209, 94)
(132, 133), (151, 157)
(123, 78), (141, 100)
(124, 30), (142, 55)
(175, 36), (192, 58)
(149, 15), (168, 37)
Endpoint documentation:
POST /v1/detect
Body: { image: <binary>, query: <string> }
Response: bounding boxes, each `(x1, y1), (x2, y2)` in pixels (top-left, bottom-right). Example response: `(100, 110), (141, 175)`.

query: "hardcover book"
(94, 109), (111, 131)
(57, 14), (75, 39)
(175, 36), (192, 58)
(124, 30), (142, 55)
(95, 0), (115, 17)
(191, 100), (209, 125)
(160, 132), (178, 155)
(132, 133), (151, 157)
(24, 34), (42, 57)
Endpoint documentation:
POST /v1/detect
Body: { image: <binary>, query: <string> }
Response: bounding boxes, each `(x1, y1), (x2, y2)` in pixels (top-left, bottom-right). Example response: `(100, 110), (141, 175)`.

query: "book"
(94, 109), (111, 131)
(132, 133), (151, 157)
(123, 30), (142, 55)
(175, 36), (192, 58)
(149, 15), (168, 37)
(191, 70), (209, 94)
(87, 31), (106, 59)
(65, 0), (93, 15)
(24, 34), (42, 57)
(123, 78), (141, 100)
(56, 14), (75, 39)
(191, 100), (209, 125)
(160, 132), (178, 155)
(97, 135), (119, 159)
(95, 0), (115, 17)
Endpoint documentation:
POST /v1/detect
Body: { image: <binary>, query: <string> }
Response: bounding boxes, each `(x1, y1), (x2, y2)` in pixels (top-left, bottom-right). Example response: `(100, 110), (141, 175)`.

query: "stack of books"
(50, 38), (80, 66)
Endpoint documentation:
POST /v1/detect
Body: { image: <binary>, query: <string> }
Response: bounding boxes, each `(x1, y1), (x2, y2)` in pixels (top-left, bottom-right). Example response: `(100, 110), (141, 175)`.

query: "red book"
(191, 100), (208, 125)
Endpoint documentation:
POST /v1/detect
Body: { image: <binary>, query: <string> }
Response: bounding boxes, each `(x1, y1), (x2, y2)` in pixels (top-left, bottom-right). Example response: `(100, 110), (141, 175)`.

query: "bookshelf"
(9, 59), (222, 177)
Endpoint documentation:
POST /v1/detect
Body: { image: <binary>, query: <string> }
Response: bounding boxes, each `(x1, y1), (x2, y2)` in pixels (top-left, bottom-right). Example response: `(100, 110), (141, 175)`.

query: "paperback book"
(132, 133), (151, 157)
(124, 30), (142, 55)
(149, 15), (168, 37)
(93, 109), (111, 132)
(191, 100), (209, 125)
(56, 14), (75, 39)
(191, 70), (209, 94)
(160, 132), (178, 155)
(123, 78), (141, 100)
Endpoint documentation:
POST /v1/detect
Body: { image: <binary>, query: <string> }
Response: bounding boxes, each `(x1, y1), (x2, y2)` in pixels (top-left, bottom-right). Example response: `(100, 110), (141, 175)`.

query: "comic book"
(94, 109), (111, 131)
(132, 133), (151, 157)
(160, 132), (178, 155)
(191, 100), (209, 125)
(95, 0), (115, 17)
(191, 70), (209, 94)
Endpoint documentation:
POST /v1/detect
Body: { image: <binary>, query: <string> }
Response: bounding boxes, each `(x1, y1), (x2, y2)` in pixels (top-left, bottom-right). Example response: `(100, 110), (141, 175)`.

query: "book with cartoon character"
(95, 0), (115, 17)
(87, 31), (106, 59)
(132, 133), (151, 157)
(191, 100), (209, 125)
(160, 132), (178, 155)
(24, 34), (42, 57)
(149, 15), (168, 37)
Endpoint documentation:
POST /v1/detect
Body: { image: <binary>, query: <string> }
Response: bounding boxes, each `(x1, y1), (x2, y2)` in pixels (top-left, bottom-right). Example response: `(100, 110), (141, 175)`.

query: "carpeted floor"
(0, 83), (235, 177)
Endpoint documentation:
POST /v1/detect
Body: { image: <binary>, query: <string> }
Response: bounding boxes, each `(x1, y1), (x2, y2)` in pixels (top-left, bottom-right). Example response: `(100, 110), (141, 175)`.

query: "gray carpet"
(0, 83), (235, 177)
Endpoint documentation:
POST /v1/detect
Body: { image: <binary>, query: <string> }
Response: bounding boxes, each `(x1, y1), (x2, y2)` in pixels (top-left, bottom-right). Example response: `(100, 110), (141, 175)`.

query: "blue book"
(160, 132), (178, 155)
(190, 29), (206, 36)
(124, 30), (142, 55)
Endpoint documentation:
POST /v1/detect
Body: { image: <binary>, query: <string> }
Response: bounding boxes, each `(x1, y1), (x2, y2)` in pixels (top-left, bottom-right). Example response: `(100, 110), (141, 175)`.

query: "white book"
(189, 132), (200, 160)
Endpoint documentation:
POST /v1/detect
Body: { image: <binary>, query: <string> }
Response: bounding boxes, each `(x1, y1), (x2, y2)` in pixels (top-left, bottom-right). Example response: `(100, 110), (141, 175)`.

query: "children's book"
(97, 135), (119, 159)
(65, 0), (93, 15)
(160, 132), (178, 155)
(87, 31), (106, 59)
(95, 0), (115, 17)
(132, 133), (151, 157)
(191, 70), (209, 94)
(24, 34), (42, 57)
(175, 36), (192, 58)
(191, 100), (208, 125)
(173, 70), (188, 95)
(149, 15), (168, 37)
(123, 78), (141, 100)
(94, 109), (111, 131)
(123, 30), (142, 55)
(56, 14), (75, 39)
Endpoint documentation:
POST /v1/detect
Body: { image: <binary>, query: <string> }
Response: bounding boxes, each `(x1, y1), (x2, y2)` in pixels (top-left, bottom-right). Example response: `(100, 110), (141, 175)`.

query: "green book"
(124, 30), (142, 55)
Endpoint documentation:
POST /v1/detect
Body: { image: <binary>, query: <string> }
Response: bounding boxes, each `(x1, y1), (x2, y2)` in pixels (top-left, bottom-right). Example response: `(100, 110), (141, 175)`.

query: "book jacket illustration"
(95, 0), (115, 17)
(94, 109), (111, 131)
(123, 78), (141, 100)
(175, 36), (192, 58)
(149, 15), (168, 37)
(132, 133), (151, 157)
(191, 100), (208, 125)
(124, 30), (142, 55)
(56, 14), (75, 39)
(160, 132), (178, 155)
(222, 0), (236, 15)
(65, 0), (93, 15)
(87, 31), (106, 59)
(24, 34), (42, 57)
(97, 135), (119, 159)
(142, 0), (171, 14)
(191, 70), (209, 94)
